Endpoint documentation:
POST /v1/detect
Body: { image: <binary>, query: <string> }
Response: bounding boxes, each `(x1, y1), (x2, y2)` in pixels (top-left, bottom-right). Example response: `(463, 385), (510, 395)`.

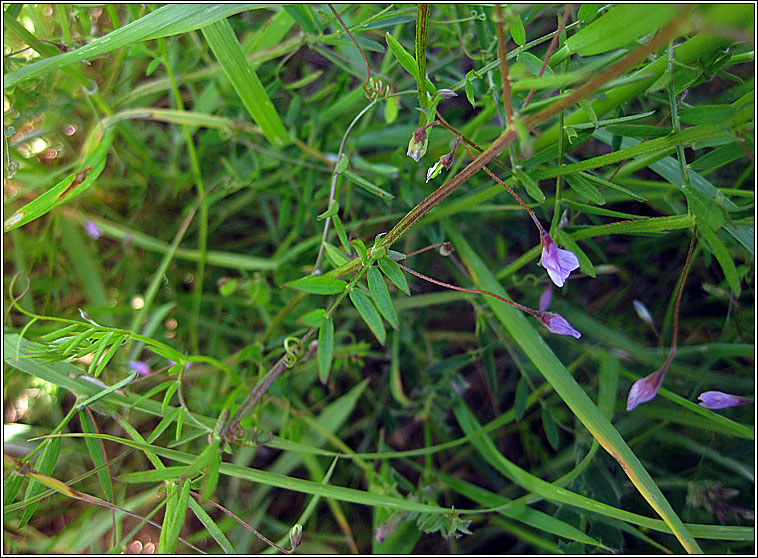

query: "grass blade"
(201, 18), (291, 146)
(5, 5), (266, 87)
(4, 127), (115, 232)
(189, 496), (235, 554)
(79, 409), (114, 501)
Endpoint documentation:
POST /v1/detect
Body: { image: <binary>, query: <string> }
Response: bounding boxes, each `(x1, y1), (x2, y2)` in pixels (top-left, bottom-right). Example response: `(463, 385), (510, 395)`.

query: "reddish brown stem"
(458, 140), (545, 233)
(522, 5), (572, 111)
(495, 4), (514, 126)
(396, 262), (537, 316)
(329, 4), (372, 98)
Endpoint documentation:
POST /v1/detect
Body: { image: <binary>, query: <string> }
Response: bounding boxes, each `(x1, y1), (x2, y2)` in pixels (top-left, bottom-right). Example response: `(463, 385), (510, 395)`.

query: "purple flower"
(538, 285), (553, 312)
(698, 391), (753, 410)
(534, 311), (581, 338)
(129, 360), (151, 376)
(85, 220), (102, 240)
(627, 368), (666, 411)
(540, 231), (580, 288)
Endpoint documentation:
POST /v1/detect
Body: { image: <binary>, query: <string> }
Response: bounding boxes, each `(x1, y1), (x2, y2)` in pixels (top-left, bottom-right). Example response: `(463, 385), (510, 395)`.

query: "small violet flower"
(129, 360), (151, 376)
(85, 220), (102, 240)
(540, 230), (580, 288)
(698, 391), (753, 410)
(406, 127), (428, 162)
(626, 369), (666, 411)
(534, 311), (581, 339)
(538, 285), (553, 312)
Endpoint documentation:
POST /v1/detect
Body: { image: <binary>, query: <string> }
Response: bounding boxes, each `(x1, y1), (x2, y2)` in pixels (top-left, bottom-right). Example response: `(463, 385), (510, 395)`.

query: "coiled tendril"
(282, 336), (302, 368)
(366, 77), (392, 101)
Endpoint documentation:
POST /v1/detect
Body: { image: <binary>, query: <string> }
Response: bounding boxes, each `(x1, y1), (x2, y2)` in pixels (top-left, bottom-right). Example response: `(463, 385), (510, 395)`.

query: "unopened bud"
(407, 128), (428, 162)
(426, 152), (455, 183)
(440, 152), (454, 170)
(426, 160), (444, 182)
(437, 88), (457, 99)
(289, 524), (303, 549)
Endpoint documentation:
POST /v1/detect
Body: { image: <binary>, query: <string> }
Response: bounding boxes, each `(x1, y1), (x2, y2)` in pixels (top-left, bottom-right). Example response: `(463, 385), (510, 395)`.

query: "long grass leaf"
(79, 410), (114, 501)
(5, 5), (267, 87)
(201, 18), (291, 146)
(4, 127), (115, 232)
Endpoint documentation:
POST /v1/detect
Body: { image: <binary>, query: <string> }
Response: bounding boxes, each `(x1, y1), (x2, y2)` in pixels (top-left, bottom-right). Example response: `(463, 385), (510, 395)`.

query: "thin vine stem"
(313, 99), (378, 273)
(415, 4), (431, 123)
(396, 262), (537, 317)
(189, 491), (292, 554)
(157, 38), (208, 355)
(521, 5), (572, 112)
(328, 4), (371, 98)
(649, 225), (698, 381)
(494, 4), (514, 127)
(458, 139), (545, 233)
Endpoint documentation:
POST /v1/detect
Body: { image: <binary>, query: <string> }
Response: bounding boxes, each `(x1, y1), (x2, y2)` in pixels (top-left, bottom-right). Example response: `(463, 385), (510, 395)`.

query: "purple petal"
(540, 232), (580, 288)
(538, 285), (553, 312)
(627, 369), (666, 411)
(129, 360), (151, 376)
(535, 311), (581, 339)
(698, 391), (753, 410)
(85, 220), (102, 239)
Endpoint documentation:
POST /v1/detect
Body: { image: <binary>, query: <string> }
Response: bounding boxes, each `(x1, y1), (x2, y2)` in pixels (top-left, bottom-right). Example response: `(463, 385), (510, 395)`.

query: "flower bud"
(698, 391), (753, 410)
(406, 128), (428, 162)
(426, 159), (444, 182)
(534, 311), (581, 339)
(289, 524), (303, 549)
(627, 369), (666, 411)
(85, 220), (102, 240)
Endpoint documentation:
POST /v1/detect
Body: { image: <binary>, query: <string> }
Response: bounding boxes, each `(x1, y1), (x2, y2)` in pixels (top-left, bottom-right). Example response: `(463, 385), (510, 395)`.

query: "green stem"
(416, 4), (430, 124)
(551, 55), (570, 233)
(313, 99), (377, 273)
(494, 4), (514, 127)
(667, 41), (692, 189)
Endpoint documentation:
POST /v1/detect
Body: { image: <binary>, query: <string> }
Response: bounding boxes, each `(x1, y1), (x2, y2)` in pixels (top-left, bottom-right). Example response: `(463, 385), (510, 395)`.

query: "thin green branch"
(416, 4), (431, 123)
(494, 4), (514, 127)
